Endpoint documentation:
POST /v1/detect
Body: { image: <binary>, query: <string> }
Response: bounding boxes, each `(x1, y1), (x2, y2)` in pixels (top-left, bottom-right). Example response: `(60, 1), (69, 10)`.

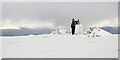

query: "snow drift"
(1, 28), (118, 58)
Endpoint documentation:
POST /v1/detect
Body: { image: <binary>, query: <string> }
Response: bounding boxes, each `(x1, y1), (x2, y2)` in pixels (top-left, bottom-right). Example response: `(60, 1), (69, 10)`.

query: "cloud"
(2, 2), (118, 31)
(90, 18), (118, 27)
(2, 19), (55, 29)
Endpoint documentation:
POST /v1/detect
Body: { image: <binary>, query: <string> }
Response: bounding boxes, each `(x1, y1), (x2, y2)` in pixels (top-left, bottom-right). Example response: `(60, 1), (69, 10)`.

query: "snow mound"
(75, 24), (83, 35)
(84, 27), (112, 37)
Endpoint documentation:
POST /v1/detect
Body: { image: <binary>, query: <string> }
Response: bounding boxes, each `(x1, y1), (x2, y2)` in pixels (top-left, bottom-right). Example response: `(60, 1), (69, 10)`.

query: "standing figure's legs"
(72, 27), (75, 35)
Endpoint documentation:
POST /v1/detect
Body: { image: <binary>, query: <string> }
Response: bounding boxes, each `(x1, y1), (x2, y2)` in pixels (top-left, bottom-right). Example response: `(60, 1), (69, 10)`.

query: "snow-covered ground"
(0, 37), (2, 59)
(1, 29), (118, 58)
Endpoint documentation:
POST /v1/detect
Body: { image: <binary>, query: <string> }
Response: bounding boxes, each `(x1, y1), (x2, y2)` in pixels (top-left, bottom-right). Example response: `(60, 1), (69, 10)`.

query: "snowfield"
(1, 29), (118, 58)
(0, 37), (2, 59)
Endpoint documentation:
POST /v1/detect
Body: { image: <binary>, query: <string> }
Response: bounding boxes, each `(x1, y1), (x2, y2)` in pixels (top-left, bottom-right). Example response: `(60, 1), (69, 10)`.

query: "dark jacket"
(71, 21), (76, 28)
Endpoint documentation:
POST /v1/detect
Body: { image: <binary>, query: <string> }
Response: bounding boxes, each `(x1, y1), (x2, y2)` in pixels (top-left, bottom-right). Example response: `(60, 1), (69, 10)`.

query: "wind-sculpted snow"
(2, 30), (118, 58)
(84, 27), (112, 37)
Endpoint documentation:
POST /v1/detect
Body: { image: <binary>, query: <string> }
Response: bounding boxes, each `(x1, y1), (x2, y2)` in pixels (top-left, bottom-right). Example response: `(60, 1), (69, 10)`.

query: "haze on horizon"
(1, 2), (118, 31)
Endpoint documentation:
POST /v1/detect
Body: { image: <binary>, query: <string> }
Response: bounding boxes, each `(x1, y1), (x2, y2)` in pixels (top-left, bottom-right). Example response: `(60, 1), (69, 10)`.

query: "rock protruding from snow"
(51, 27), (69, 34)
(84, 27), (112, 37)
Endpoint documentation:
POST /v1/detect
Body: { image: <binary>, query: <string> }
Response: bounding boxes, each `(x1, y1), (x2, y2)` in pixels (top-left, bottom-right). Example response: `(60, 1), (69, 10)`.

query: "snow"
(1, 29), (118, 58)
(75, 24), (83, 34)
(0, 37), (2, 59)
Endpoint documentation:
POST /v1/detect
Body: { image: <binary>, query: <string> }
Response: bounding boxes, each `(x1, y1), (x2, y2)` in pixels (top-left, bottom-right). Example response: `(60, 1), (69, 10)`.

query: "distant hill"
(1, 26), (119, 36)
(100, 26), (120, 34)
(1, 27), (53, 36)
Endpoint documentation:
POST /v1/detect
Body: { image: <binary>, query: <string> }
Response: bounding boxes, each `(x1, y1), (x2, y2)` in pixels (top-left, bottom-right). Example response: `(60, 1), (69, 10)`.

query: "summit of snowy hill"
(50, 26), (112, 37)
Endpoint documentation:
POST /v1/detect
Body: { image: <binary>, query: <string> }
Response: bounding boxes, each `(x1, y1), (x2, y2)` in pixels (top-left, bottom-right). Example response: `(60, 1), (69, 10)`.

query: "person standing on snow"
(71, 18), (76, 35)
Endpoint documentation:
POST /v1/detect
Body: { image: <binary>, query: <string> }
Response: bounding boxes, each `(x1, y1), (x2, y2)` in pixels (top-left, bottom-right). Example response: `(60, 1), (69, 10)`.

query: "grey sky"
(2, 2), (118, 31)
(1, 0), (119, 2)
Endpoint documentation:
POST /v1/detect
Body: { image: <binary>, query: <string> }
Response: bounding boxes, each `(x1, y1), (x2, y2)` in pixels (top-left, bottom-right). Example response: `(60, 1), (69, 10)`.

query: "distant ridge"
(1, 27), (53, 36)
(100, 26), (119, 34)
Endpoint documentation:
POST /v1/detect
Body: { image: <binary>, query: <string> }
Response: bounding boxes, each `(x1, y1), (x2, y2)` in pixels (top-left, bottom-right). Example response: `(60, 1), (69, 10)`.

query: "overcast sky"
(2, 2), (118, 31)
(1, 0), (119, 2)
